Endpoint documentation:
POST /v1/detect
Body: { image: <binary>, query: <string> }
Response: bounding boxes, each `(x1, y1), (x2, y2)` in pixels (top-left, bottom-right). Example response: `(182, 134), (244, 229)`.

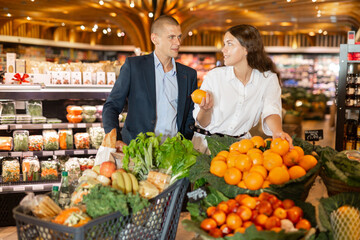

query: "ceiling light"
(103, 29), (107, 34)
(107, 27), (111, 32)
(99, 0), (104, 5)
(312, 0), (316, 2)
(110, 12), (117, 17)
(61, 22), (65, 26)
(317, 12), (321, 17)
(117, 32), (121, 37)
(280, 22), (292, 26)
(266, 22), (271, 25)
(287, 0), (291, 2)
(323, 31), (328, 35)
(80, 25), (85, 30)
(92, 28), (97, 32)
(309, 31), (315, 36)
(188, 31), (193, 36)
(94, 24), (98, 29)
(318, 29), (323, 34)
(6, 13), (11, 17)
(121, 32), (125, 37)
(148, 12), (154, 18)
(130, 1), (135, 8)
(26, 16), (31, 20)
(190, 7), (194, 11)
(225, 19), (232, 23)
(30, 0), (35, 2)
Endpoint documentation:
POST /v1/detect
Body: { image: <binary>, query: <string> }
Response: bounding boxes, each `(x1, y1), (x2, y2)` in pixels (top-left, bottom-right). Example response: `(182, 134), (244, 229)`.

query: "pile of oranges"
(209, 137), (318, 190)
(200, 193), (312, 238)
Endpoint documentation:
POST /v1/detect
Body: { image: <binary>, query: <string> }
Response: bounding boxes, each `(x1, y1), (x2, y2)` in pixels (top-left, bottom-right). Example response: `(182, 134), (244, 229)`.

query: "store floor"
(0, 116), (335, 240)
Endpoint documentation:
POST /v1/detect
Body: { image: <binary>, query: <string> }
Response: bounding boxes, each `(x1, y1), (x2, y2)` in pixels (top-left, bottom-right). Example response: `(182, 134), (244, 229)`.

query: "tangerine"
(210, 161), (228, 177)
(248, 152), (264, 165)
(237, 181), (247, 189)
(200, 218), (217, 231)
(288, 165), (307, 180)
(283, 149), (299, 167)
(247, 148), (263, 156)
(232, 139), (254, 154)
(251, 136), (265, 148)
(270, 138), (290, 156)
(299, 155), (318, 171)
(240, 196), (257, 209)
(263, 152), (283, 171)
(293, 146), (305, 159)
(191, 89), (207, 104)
(249, 165), (268, 179)
(244, 172), (264, 190)
(224, 167), (242, 185)
(268, 166), (290, 185)
(226, 213), (242, 230)
(229, 141), (241, 152)
(235, 154), (253, 172)
(217, 150), (230, 159)
(295, 219), (311, 230)
(226, 155), (238, 168)
(211, 156), (226, 164)
(262, 180), (271, 189)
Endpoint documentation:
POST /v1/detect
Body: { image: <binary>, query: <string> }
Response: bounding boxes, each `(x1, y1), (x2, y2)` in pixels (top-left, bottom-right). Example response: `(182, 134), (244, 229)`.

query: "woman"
(192, 24), (292, 153)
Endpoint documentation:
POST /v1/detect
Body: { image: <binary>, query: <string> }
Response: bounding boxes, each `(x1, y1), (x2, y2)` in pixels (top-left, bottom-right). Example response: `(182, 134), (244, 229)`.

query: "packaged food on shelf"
(43, 130), (59, 151)
(28, 135), (43, 151)
(78, 157), (95, 171)
(82, 105), (97, 115)
(74, 132), (90, 149)
(32, 116), (47, 124)
(22, 156), (40, 181)
(82, 114), (96, 123)
(0, 114), (16, 124)
(2, 157), (20, 182)
(66, 105), (82, 115)
(89, 127), (105, 149)
(66, 114), (83, 123)
(0, 101), (16, 115)
(95, 105), (103, 121)
(13, 130), (29, 151)
(65, 158), (81, 178)
(47, 118), (62, 124)
(58, 129), (73, 150)
(0, 137), (13, 151)
(26, 100), (43, 117)
(16, 114), (32, 124)
(41, 159), (58, 180)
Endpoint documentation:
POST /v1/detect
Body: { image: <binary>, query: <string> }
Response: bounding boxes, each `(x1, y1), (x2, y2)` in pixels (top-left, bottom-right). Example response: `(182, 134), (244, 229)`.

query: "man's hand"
(116, 140), (127, 152)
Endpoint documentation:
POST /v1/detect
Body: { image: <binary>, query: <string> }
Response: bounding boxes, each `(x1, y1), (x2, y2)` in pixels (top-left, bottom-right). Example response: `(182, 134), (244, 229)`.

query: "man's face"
(152, 24), (182, 58)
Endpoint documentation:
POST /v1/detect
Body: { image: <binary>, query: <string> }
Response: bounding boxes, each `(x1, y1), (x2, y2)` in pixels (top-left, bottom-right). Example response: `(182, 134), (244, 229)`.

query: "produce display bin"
(13, 177), (190, 240)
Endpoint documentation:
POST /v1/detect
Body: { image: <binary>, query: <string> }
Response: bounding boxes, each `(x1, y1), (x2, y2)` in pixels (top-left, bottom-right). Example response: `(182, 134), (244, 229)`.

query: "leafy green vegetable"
(205, 135), (238, 157)
(83, 184), (149, 218)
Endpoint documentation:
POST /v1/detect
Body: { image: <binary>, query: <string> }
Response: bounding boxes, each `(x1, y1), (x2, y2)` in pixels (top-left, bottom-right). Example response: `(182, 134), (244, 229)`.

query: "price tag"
(43, 124), (52, 129)
(305, 130), (324, 142)
(42, 151), (53, 156)
(78, 123), (86, 128)
(0, 125), (8, 130)
(88, 149), (97, 154)
(92, 123), (101, 127)
(15, 125), (23, 129)
(67, 124), (75, 128)
(13, 186), (26, 191)
(0, 187), (2, 192)
(10, 152), (22, 157)
(74, 150), (85, 155)
(33, 185), (44, 191)
(187, 187), (208, 203)
(54, 150), (65, 156)
(23, 152), (34, 157)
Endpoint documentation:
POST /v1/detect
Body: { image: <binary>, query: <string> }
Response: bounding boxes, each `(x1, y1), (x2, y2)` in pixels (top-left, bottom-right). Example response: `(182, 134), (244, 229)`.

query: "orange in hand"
(191, 89), (207, 104)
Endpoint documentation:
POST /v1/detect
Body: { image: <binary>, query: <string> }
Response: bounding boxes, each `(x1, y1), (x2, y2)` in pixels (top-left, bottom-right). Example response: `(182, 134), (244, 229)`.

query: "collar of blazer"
(143, 52), (188, 126)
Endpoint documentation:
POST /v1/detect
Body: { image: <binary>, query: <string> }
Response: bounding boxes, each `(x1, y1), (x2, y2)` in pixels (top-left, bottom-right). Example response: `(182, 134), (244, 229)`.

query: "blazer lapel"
(176, 63), (188, 129)
(144, 53), (156, 110)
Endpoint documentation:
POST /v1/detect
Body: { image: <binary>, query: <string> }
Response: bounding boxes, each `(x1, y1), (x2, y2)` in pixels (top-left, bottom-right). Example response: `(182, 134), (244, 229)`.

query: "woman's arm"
(196, 92), (214, 127)
(264, 114), (293, 147)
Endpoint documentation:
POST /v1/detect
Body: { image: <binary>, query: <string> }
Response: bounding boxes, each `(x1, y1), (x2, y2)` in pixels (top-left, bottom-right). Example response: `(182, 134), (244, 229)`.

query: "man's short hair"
(151, 15), (179, 34)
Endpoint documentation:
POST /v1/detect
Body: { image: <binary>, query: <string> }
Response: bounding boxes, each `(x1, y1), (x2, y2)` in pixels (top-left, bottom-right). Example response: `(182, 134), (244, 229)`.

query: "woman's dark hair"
(226, 24), (281, 82)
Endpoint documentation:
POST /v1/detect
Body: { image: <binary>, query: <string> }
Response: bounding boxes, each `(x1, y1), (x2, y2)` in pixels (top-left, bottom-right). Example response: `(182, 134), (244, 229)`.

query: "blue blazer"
(102, 52), (197, 144)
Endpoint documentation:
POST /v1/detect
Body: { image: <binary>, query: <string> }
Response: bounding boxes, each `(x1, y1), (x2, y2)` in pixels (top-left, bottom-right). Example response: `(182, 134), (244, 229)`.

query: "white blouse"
(192, 66), (282, 148)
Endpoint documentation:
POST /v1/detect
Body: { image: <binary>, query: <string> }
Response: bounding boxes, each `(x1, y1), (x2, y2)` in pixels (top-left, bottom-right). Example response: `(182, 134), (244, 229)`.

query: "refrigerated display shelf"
(0, 149), (98, 158)
(0, 122), (104, 130)
(0, 182), (60, 194)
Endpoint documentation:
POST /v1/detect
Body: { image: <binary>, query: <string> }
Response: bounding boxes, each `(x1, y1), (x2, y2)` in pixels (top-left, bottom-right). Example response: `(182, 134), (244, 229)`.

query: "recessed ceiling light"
(225, 19), (232, 23)
(287, 0), (291, 2)
(130, 1), (135, 8)
(80, 25), (85, 30)
(26, 16), (31, 20)
(312, 0), (317, 2)
(6, 13), (11, 17)
(103, 29), (107, 34)
(99, 0), (104, 5)
(61, 22), (65, 26)
(318, 29), (323, 33)
(92, 28), (97, 32)
(110, 12), (117, 17)
(107, 27), (111, 32)
(117, 32), (121, 37)
(94, 24), (98, 29)
(323, 31), (327, 35)
(188, 31), (193, 36)
(148, 12), (154, 18)
(309, 32), (315, 36)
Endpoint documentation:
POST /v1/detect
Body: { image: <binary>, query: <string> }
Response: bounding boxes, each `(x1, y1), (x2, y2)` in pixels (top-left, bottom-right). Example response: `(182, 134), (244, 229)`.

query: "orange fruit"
(263, 152), (283, 171)
(299, 155), (318, 171)
(231, 139), (254, 154)
(249, 165), (267, 179)
(263, 149), (273, 156)
(226, 213), (242, 230)
(234, 227), (246, 234)
(262, 180), (271, 189)
(240, 196), (257, 209)
(268, 166), (290, 185)
(244, 172), (264, 190)
(200, 218), (217, 231)
(288, 166), (307, 180)
(237, 206), (252, 221)
(228, 150), (242, 159)
(251, 136), (265, 148)
(217, 150), (229, 159)
(235, 154), (253, 172)
(229, 141), (241, 152)
(283, 149), (299, 167)
(210, 161), (228, 177)
(293, 146), (304, 159)
(211, 156), (226, 164)
(247, 148), (263, 156)
(248, 152), (264, 165)
(224, 167), (242, 185)
(264, 138), (272, 147)
(237, 181), (247, 189)
(295, 219), (311, 230)
(191, 89), (206, 104)
(226, 155), (238, 168)
(270, 138), (290, 156)
(242, 171), (249, 180)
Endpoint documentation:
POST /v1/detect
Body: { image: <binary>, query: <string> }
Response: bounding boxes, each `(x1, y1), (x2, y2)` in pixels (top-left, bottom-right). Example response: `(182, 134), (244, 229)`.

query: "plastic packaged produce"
(82, 114), (96, 123)
(2, 158), (20, 182)
(82, 105), (97, 115)
(47, 118), (62, 124)
(32, 116), (47, 124)
(1, 101), (16, 115)
(66, 105), (82, 115)
(16, 114), (32, 124)
(26, 100), (43, 117)
(89, 127), (105, 149)
(66, 114), (83, 123)
(13, 130), (29, 151)
(59, 129), (73, 150)
(0, 137), (13, 151)
(28, 135), (43, 151)
(43, 130), (59, 151)
(74, 132), (90, 149)
(78, 157), (95, 171)
(22, 156), (40, 181)
(57, 155), (70, 172)
(65, 158), (81, 177)
(0, 115), (16, 124)
(41, 159), (58, 180)
(95, 105), (103, 121)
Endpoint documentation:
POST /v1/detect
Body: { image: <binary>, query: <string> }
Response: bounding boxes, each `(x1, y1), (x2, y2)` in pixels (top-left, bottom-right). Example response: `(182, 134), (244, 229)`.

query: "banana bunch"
(330, 205), (360, 240)
(111, 171), (139, 194)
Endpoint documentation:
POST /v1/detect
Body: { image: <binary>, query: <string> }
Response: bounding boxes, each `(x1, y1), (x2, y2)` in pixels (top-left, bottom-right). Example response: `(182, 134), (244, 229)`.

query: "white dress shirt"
(192, 66), (282, 153)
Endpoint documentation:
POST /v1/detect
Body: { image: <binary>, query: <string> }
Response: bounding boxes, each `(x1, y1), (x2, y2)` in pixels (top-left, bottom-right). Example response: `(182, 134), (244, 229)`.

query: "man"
(102, 15), (197, 149)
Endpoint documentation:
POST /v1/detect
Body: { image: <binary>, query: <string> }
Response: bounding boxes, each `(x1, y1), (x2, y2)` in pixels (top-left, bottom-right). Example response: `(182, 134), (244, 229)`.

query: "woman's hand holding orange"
(199, 92), (214, 112)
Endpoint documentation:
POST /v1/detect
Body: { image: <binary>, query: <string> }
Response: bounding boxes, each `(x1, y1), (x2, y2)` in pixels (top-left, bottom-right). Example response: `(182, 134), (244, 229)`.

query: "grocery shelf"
(0, 122), (103, 131)
(0, 182), (60, 194)
(0, 149), (98, 158)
